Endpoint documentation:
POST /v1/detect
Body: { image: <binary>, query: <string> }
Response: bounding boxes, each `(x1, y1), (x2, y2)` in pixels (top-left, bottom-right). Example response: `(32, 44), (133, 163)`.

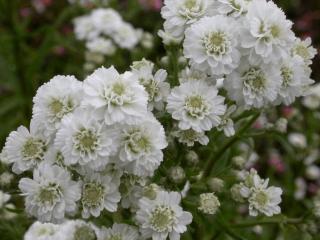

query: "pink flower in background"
(139, 0), (162, 11)
(308, 183), (319, 195)
(52, 46), (66, 56)
(20, 8), (32, 18)
(268, 153), (285, 174)
(32, 0), (53, 13)
(281, 106), (294, 119)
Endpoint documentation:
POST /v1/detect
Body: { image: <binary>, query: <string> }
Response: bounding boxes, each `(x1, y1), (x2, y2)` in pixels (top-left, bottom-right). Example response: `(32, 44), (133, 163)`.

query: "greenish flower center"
(125, 129), (151, 154)
(204, 32), (229, 56)
(82, 182), (104, 208)
(140, 78), (158, 101)
(48, 98), (74, 119)
(74, 129), (99, 154)
(281, 67), (293, 87)
(22, 138), (46, 161)
(150, 205), (176, 232)
(112, 83), (126, 96)
(253, 190), (269, 206)
(38, 183), (61, 205)
(106, 235), (122, 240)
(243, 67), (266, 94)
(74, 225), (97, 240)
(185, 95), (209, 118)
(294, 45), (310, 59)
(270, 25), (280, 38)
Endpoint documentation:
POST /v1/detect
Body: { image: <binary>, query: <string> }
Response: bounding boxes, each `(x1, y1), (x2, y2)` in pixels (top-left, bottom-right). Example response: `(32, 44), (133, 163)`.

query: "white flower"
(275, 57), (314, 105)
(179, 66), (211, 84)
(0, 172), (14, 186)
(131, 58), (155, 73)
(184, 16), (241, 75)
(161, 0), (214, 38)
(19, 162), (81, 222)
(158, 29), (183, 45)
(198, 192), (220, 215)
(80, 172), (121, 218)
(302, 83), (320, 110)
(172, 128), (209, 146)
(294, 177), (307, 200)
(248, 183), (282, 217)
(82, 66), (148, 125)
(211, 0), (252, 17)
(224, 59), (281, 108)
(167, 80), (226, 132)
(131, 61), (170, 111)
(100, 223), (139, 240)
(24, 221), (59, 240)
(112, 23), (140, 49)
(111, 117), (167, 177)
(0, 190), (10, 208)
(56, 220), (99, 240)
(241, 0), (295, 64)
(136, 190), (192, 240)
(217, 105), (236, 137)
(120, 174), (146, 210)
(91, 8), (122, 36)
(54, 109), (116, 169)
(288, 133), (307, 149)
(32, 75), (83, 139)
(73, 15), (100, 41)
(4, 123), (48, 174)
(86, 37), (116, 56)
(291, 37), (317, 65)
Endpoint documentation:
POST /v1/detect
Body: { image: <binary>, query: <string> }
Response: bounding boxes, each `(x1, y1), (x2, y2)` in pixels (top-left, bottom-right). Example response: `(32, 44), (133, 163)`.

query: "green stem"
(203, 112), (260, 178)
(167, 45), (179, 87)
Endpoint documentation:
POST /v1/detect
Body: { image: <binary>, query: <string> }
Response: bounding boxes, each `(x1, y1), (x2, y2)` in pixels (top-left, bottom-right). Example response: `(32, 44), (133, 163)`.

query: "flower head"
(136, 190), (192, 240)
(167, 80), (226, 132)
(83, 66), (148, 125)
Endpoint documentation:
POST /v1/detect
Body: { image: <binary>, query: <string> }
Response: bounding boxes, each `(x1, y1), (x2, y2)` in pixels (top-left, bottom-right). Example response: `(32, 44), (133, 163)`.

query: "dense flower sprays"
(0, 0), (318, 239)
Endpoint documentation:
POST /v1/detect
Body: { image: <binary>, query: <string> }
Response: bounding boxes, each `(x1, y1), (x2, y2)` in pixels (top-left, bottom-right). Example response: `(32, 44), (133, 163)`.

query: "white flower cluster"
(74, 8), (153, 70)
(1, 62), (194, 239)
(161, 0), (316, 109)
(231, 169), (282, 217)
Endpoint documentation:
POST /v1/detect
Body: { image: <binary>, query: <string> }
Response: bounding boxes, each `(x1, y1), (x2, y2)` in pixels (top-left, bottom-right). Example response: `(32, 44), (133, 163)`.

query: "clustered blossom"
(162, 0), (315, 110)
(231, 169), (283, 217)
(1, 0), (318, 239)
(73, 8), (153, 70)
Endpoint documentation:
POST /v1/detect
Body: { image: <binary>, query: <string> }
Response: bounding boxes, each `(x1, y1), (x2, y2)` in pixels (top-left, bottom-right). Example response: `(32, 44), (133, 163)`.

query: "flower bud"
(198, 192), (220, 215)
(207, 178), (224, 193)
(232, 156), (246, 169)
(185, 150), (199, 166)
(275, 118), (288, 133)
(169, 166), (185, 183)
(230, 184), (246, 203)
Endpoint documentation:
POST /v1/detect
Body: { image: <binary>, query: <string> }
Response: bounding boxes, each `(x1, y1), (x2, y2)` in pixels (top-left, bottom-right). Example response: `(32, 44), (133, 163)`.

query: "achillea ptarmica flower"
(198, 192), (220, 215)
(224, 59), (281, 109)
(184, 16), (241, 76)
(4, 123), (48, 174)
(131, 61), (170, 111)
(291, 37), (317, 66)
(172, 128), (209, 146)
(82, 66), (148, 125)
(241, 0), (295, 64)
(211, 0), (252, 17)
(136, 190), (192, 240)
(24, 221), (59, 240)
(73, 15), (100, 41)
(248, 182), (282, 217)
(91, 8), (122, 36)
(112, 23), (141, 50)
(179, 66), (211, 84)
(275, 57), (314, 105)
(217, 105), (236, 137)
(32, 75), (83, 139)
(19, 162), (81, 222)
(167, 80), (226, 132)
(111, 117), (167, 177)
(86, 37), (116, 56)
(161, 0), (214, 38)
(54, 109), (116, 169)
(80, 172), (121, 218)
(57, 220), (99, 240)
(100, 223), (139, 240)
